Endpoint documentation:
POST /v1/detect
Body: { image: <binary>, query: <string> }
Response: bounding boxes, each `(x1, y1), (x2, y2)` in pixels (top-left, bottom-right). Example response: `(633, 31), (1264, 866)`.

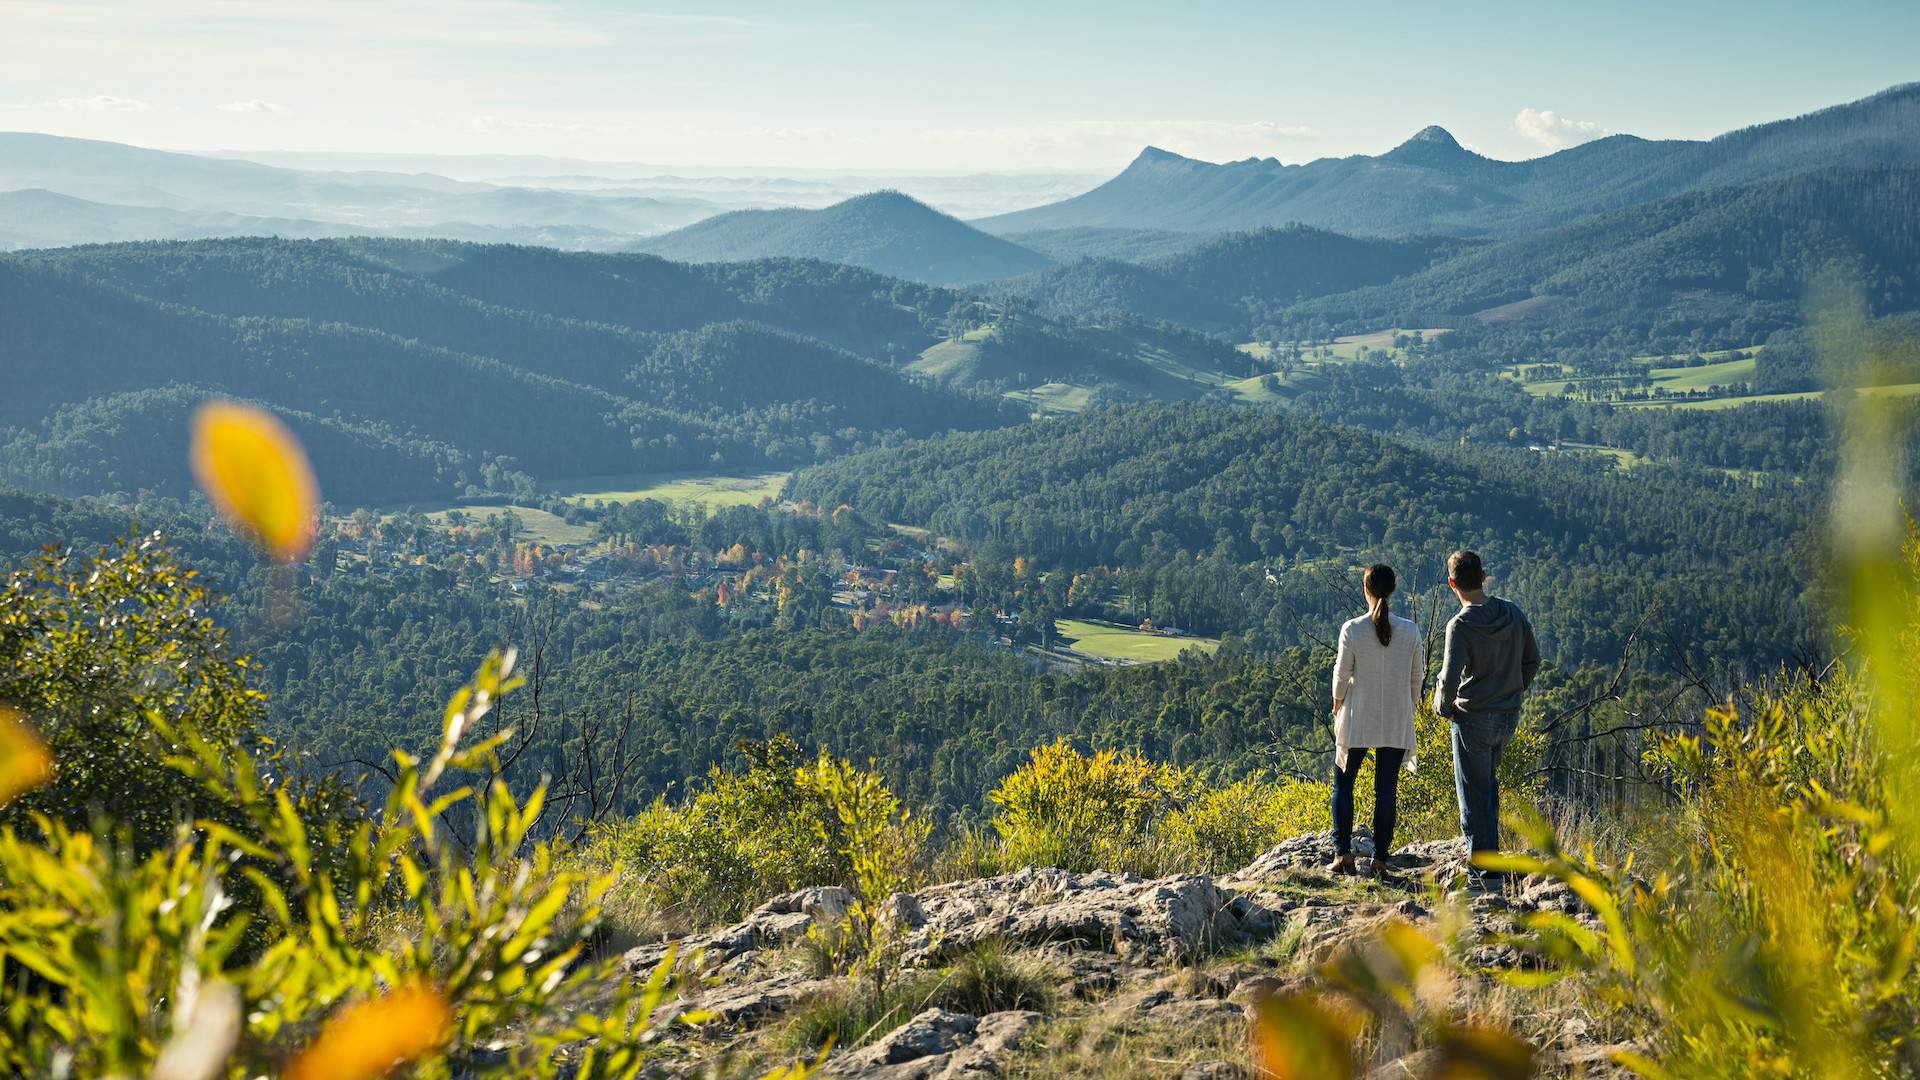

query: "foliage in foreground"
(1481, 525), (1920, 1078)
(0, 540), (811, 1080)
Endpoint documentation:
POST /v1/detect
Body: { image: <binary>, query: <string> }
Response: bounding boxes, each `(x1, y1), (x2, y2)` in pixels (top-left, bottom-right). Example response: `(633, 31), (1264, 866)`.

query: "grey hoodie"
(1433, 597), (1540, 719)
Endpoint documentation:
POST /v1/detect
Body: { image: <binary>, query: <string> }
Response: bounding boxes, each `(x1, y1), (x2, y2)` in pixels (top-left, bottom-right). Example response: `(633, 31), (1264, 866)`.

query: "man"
(1433, 550), (1540, 883)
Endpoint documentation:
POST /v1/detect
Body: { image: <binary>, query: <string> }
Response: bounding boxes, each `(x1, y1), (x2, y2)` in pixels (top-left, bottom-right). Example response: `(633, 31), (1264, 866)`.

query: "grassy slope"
(420, 504), (597, 545)
(557, 470), (790, 508)
(1055, 618), (1220, 661)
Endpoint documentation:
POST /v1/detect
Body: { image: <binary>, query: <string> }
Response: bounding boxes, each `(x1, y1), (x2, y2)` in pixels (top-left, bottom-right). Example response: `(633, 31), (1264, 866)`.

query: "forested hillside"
(788, 402), (1826, 669)
(0, 239), (1024, 502)
(636, 190), (1053, 285)
(1010, 226), (1467, 336)
(1282, 165), (1920, 357)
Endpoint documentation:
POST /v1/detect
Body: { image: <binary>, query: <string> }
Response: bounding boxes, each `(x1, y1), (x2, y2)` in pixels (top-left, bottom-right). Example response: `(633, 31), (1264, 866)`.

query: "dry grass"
(999, 1012), (1251, 1078)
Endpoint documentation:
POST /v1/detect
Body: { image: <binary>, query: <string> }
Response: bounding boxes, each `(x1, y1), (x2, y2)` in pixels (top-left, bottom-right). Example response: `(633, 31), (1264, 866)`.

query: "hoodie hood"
(1456, 598), (1518, 634)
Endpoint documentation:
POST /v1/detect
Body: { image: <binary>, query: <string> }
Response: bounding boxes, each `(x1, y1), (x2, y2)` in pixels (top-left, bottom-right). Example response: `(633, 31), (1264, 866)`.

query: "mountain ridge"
(974, 83), (1920, 237)
(634, 189), (1053, 285)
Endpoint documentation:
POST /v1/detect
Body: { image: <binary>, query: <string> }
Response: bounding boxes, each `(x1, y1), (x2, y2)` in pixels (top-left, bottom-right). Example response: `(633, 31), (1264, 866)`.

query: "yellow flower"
(284, 985), (453, 1080)
(189, 401), (320, 562)
(0, 706), (52, 807)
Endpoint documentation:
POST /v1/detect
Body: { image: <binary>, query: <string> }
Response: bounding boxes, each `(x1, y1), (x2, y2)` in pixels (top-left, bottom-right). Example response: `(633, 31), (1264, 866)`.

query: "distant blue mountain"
(975, 83), (1920, 237)
(634, 190), (1053, 285)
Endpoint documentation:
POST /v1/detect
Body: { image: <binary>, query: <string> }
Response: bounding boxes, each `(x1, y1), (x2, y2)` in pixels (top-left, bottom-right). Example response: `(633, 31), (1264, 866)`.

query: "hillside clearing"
(422, 504), (597, 545)
(1055, 618), (1219, 662)
(556, 470), (790, 508)
(1635, 381), (1920, 410)
(1239, 327), (1451, 364)
(1006, 382), (1096, 414)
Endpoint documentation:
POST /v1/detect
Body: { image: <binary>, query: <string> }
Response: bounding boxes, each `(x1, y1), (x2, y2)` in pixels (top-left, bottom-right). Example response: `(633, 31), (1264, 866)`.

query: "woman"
(1328, 563), (1423, 878)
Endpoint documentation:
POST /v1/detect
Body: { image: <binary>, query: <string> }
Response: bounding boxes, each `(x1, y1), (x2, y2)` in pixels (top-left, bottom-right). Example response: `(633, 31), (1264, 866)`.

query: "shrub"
(1161, 775), (1330, 873)
(595, 735), (926, 931)
(985, 739), (1199, 873)
(800, 749), (930, 994)
(0, 536), (355, 851)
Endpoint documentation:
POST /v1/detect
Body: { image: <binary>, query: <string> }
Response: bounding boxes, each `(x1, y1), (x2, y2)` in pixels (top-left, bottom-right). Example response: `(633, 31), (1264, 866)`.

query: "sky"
(2, 0), (1916, 173)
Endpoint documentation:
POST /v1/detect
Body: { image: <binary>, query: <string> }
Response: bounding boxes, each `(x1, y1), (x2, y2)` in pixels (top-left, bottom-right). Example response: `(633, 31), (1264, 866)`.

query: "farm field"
(906, 328), (992, 381)
(1637, 381), (1920, 411)
(1224, 368), (1327, 404)
(1645, 354), (1759, 391)
(1006, 382), (1095, 414)
(1055, 618), (1220, 662)
(1509, 346), (1763, 399)
(421, 504), (597, 545)
(1239, 327), (1451, 364)
(1560, 441), (1645, 467)
(556, 470), (790, 508)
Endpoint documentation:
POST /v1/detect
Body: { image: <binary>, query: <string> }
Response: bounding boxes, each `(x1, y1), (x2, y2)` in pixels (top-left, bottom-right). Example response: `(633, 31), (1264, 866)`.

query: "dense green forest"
(0, 240), (1023, 502)
(786, 402), (1827, 669)
(1277, 165), (1920, 359)
(0, 484), (1329, 819)
(1007, 226), (1468, 336)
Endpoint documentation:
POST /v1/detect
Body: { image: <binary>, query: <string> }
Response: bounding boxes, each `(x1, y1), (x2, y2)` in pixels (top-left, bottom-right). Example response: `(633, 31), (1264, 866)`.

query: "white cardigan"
(1331, 613), (1423, 772)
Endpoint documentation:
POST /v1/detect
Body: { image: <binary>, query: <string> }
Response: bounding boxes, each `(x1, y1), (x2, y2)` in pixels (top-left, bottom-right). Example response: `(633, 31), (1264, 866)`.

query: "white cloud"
(217, 98), (290, 115)
(1512, 107), (1607, 150)
(0, 93), (151, 112)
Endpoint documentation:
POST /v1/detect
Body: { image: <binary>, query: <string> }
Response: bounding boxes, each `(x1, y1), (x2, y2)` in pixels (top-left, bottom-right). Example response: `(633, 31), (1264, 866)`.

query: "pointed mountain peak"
(1407, 125), (1461, 147)
(1127, 146), (1200, 168)
(1382, 125), (1479, 167)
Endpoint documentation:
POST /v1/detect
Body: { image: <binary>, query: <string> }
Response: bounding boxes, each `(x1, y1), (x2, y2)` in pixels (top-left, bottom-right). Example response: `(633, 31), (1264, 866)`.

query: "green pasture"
(557, 470), (789, 508)
(423, 504), (597, 545)
(1006, 382), (1096, 414)
(1055, 618), (1220, 662)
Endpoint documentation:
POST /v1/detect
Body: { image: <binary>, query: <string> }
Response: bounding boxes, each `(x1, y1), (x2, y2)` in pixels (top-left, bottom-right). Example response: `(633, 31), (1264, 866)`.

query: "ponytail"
(1363, 563), (1396, 647)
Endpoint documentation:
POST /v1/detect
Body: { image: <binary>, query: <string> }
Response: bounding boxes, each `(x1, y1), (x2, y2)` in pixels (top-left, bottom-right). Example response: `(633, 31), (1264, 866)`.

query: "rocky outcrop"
(826, 1008), (1043, 1079)
(629, 831), (1622, 1077)
(623, 884), (855, 978)
(1224, 831), (1470, 885)
(898, 867), (1278, 966)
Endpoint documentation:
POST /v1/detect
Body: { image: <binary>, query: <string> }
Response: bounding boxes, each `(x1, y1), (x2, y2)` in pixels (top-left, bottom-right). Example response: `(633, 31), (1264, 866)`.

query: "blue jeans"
(1451, 712), (1519, 856)
(1331, 746), (1406, 857)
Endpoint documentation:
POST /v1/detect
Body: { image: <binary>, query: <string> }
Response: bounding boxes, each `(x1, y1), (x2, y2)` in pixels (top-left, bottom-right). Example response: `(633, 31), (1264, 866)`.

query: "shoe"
(1328, 855), (1359, 876)
(1367, 857), (1395, 882)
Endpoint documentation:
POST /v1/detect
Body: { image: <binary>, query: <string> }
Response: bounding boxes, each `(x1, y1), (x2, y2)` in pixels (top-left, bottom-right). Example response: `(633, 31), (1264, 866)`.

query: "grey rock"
(880, 891), (929, 932)
(1228, 831), (1471, 886)
(844, 1008), (977, 1067)
(829, 1008), (1042, 1080)
(940, 1010), (1042, 1077)
(899, 869), (1278, 966)
(1365, 1049), (1440, 1079)
(759, 885), (855, 924)
(1227, 973), (1292, 1006)
(1145, 997), (1244, 1027)
(621, 886), (854, 978)
(1181, 1063), (1245, 1080)
(671, 973), (839, 1028)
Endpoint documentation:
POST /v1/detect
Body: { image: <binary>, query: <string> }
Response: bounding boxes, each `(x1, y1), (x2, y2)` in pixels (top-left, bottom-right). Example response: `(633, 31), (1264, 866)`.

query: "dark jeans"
(1451, 711), (1519, 856)
(1331, 746), (1406, 858)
